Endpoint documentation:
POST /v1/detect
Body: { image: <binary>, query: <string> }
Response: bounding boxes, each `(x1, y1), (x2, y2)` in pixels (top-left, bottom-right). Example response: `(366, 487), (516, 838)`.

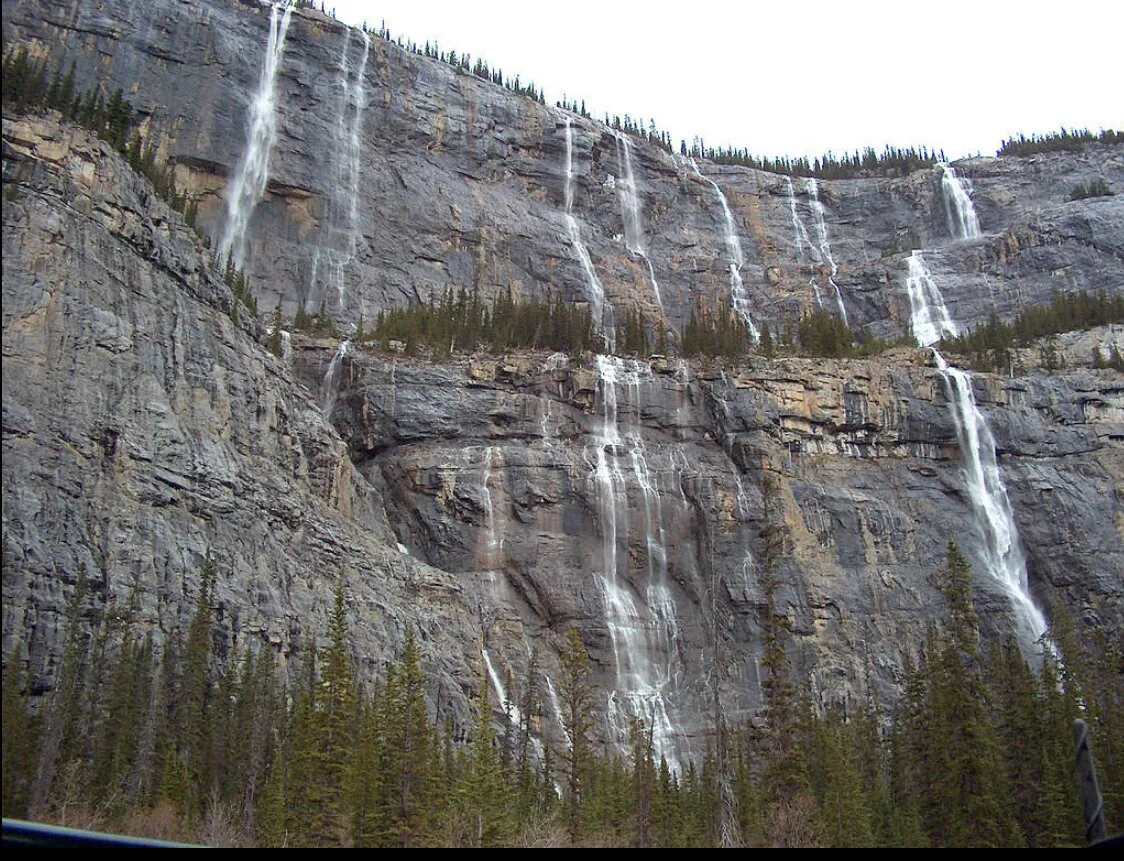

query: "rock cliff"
(2, 0), (1122, 761)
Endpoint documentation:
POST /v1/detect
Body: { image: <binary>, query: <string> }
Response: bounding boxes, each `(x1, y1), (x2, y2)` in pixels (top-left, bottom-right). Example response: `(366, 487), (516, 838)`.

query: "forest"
(3, 536), (1120, 847)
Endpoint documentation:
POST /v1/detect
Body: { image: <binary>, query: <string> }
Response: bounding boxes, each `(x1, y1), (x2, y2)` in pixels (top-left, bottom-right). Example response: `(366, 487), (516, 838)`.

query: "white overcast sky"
(326, 0), (1123, 162)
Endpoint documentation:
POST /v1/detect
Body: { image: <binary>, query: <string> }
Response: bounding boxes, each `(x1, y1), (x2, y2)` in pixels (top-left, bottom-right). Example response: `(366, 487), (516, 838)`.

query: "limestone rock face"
(3, 0), (1122, 341)
(2, 114), (481, 726)
(2, 0), (1123, 761)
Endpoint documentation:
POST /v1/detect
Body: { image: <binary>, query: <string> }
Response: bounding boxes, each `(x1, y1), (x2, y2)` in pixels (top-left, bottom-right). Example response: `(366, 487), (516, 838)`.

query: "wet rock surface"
(3, 0), (1123, 759)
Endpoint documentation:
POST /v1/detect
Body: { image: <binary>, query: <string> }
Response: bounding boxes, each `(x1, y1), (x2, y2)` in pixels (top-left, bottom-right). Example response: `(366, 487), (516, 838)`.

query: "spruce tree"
(557, 627), (595, 844)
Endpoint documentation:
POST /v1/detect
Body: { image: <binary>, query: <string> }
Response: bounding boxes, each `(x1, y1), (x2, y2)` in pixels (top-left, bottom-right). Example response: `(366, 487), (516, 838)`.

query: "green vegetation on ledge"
(938, 290), (1124, 373)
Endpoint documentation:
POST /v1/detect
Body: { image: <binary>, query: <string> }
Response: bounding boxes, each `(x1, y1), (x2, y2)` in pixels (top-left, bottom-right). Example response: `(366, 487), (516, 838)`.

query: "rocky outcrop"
(3, 0), (1122, 343)
(1, 114), (484, 726)
(3, 0), (1123, 763)
(305, 338), (1122, 759)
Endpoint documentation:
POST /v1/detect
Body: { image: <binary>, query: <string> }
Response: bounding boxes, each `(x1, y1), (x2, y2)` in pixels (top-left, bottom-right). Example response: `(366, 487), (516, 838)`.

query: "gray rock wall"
(3, 0), (1123, 760)
(3, 0), (1122, 344)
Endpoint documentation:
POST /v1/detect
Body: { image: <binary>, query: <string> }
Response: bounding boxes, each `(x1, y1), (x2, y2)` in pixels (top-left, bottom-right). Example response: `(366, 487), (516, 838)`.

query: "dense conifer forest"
(3, 539), (1120, 847)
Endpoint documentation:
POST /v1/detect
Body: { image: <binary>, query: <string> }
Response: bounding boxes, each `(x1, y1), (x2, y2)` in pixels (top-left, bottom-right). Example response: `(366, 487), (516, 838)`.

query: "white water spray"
(480, 445), (504, 589)
(806, 179), (849, 325)
(280, 329), (292, 365)
(903, 262), (1048, 656)
(219, 3), (292, 269)
(938, 163), (982, 241)
(934, 356), (1049, 652)
(320, 339), (349, 417)
(306, 27), (370, 313)
(904, 251), (958, 346)
(784, 176), (818, 266)
(590, 355), (683, 769)
(613, 131), (662, 309)
(690, 158), (760, 342)
(563, 118), (613, 349)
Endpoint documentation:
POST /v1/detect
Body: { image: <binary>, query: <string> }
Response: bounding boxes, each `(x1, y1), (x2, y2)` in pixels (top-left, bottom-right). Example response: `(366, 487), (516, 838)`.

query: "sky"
(326, 0), (1123, 162)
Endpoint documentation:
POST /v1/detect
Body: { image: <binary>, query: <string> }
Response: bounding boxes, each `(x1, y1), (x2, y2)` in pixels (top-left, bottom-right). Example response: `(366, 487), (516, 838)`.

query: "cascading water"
(689, 158), (760, 342)
(590, 355), (683, 769)
(482, 647), (549, 765)
(612, 131), (662, 309)
(479, 445), (504, 591)
(280, 329), (292, 365)
(544, 675), (569, 741)
(563, 117), (613, 349)
(903, 260), (1048, 657)
(310, 27), (371, 312)
(938, 163), (982, 241)
(338, 30), (370, 260)
(934, 356), (1049, 653)
(806, 178), (849, 325)
(784, 176), (818, 266)
(904, 251), (958, 347)
(219, 2), (292, 269)
(320, 339), (349, 417)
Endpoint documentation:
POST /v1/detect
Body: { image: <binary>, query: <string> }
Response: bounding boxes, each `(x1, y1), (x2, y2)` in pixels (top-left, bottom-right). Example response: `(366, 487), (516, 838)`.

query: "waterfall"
(689, 158), (760, 342)
(544, 675), (569, 741)
(305, 27), (370, 314)
(806, 179), (849, 326)
(938, 163), (982, 241)
(934, 355), (1049, 653)
(590, 355), (683, 769)
(904, 251), (958, 346)
(219, 3), (292, 269)
(339, 30), (370, 261)
(563, 117), (613, 349)
(612, 131), (662, 309)
(320, 339), (349, 416)
(481, 647), (522, 725)
(279, 329), (292, 365)
(480, 445), (503, 589)
(482, 647), (550, 766)
(784, 176), (818, 266)
(903, 263), (1048, 657)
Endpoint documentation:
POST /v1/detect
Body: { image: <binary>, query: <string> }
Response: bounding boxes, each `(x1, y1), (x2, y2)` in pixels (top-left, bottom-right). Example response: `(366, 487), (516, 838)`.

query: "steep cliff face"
(1, 114), (484, 723)
(2, 0), (1123, 762)
(3, 0), (1122, 341)
(308, 339), (1122, 762)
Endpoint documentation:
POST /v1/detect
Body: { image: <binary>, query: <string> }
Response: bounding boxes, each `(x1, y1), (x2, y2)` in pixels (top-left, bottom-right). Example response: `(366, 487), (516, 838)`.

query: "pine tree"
(2, 644), (38, 817)
(453, 675), (516, 846)
(289, 579), (355, 846)
(557, 627), (595, 844)
(915, 542), (1024, 847)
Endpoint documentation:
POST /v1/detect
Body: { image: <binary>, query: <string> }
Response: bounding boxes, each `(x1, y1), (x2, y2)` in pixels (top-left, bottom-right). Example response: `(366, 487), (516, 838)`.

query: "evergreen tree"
(2, 644), (38, 817)
(452, 676), (516, 846)
(289, 580), (355, 846)
(557, 627), (595, 844)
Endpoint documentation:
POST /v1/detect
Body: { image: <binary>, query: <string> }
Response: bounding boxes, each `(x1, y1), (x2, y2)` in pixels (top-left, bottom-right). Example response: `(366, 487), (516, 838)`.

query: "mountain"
(3, 0), (1122, 780)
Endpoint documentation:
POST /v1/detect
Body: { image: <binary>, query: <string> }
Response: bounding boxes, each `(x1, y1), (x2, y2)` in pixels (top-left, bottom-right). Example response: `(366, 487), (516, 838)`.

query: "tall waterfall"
(612, 131), (662, 309)
(689, 159), (760, 342)
(934, 356), (1049, 653)
(336, 29), (370, 260)
(305, 27), (370, 314)
(279, 329), (292, 365)
(480, 445), (504, 591)
(903, 262), (1048, 656)
(219, 3), (292, 269)
(320, 339), (349, 417)
(904, 251), (958, 346)
(784, 176), (818, 266)
(563, 117), (613, 349)
(806, 179), (849, 326)
(591, 355), (683, 769)
(938, 163), (982, 241)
